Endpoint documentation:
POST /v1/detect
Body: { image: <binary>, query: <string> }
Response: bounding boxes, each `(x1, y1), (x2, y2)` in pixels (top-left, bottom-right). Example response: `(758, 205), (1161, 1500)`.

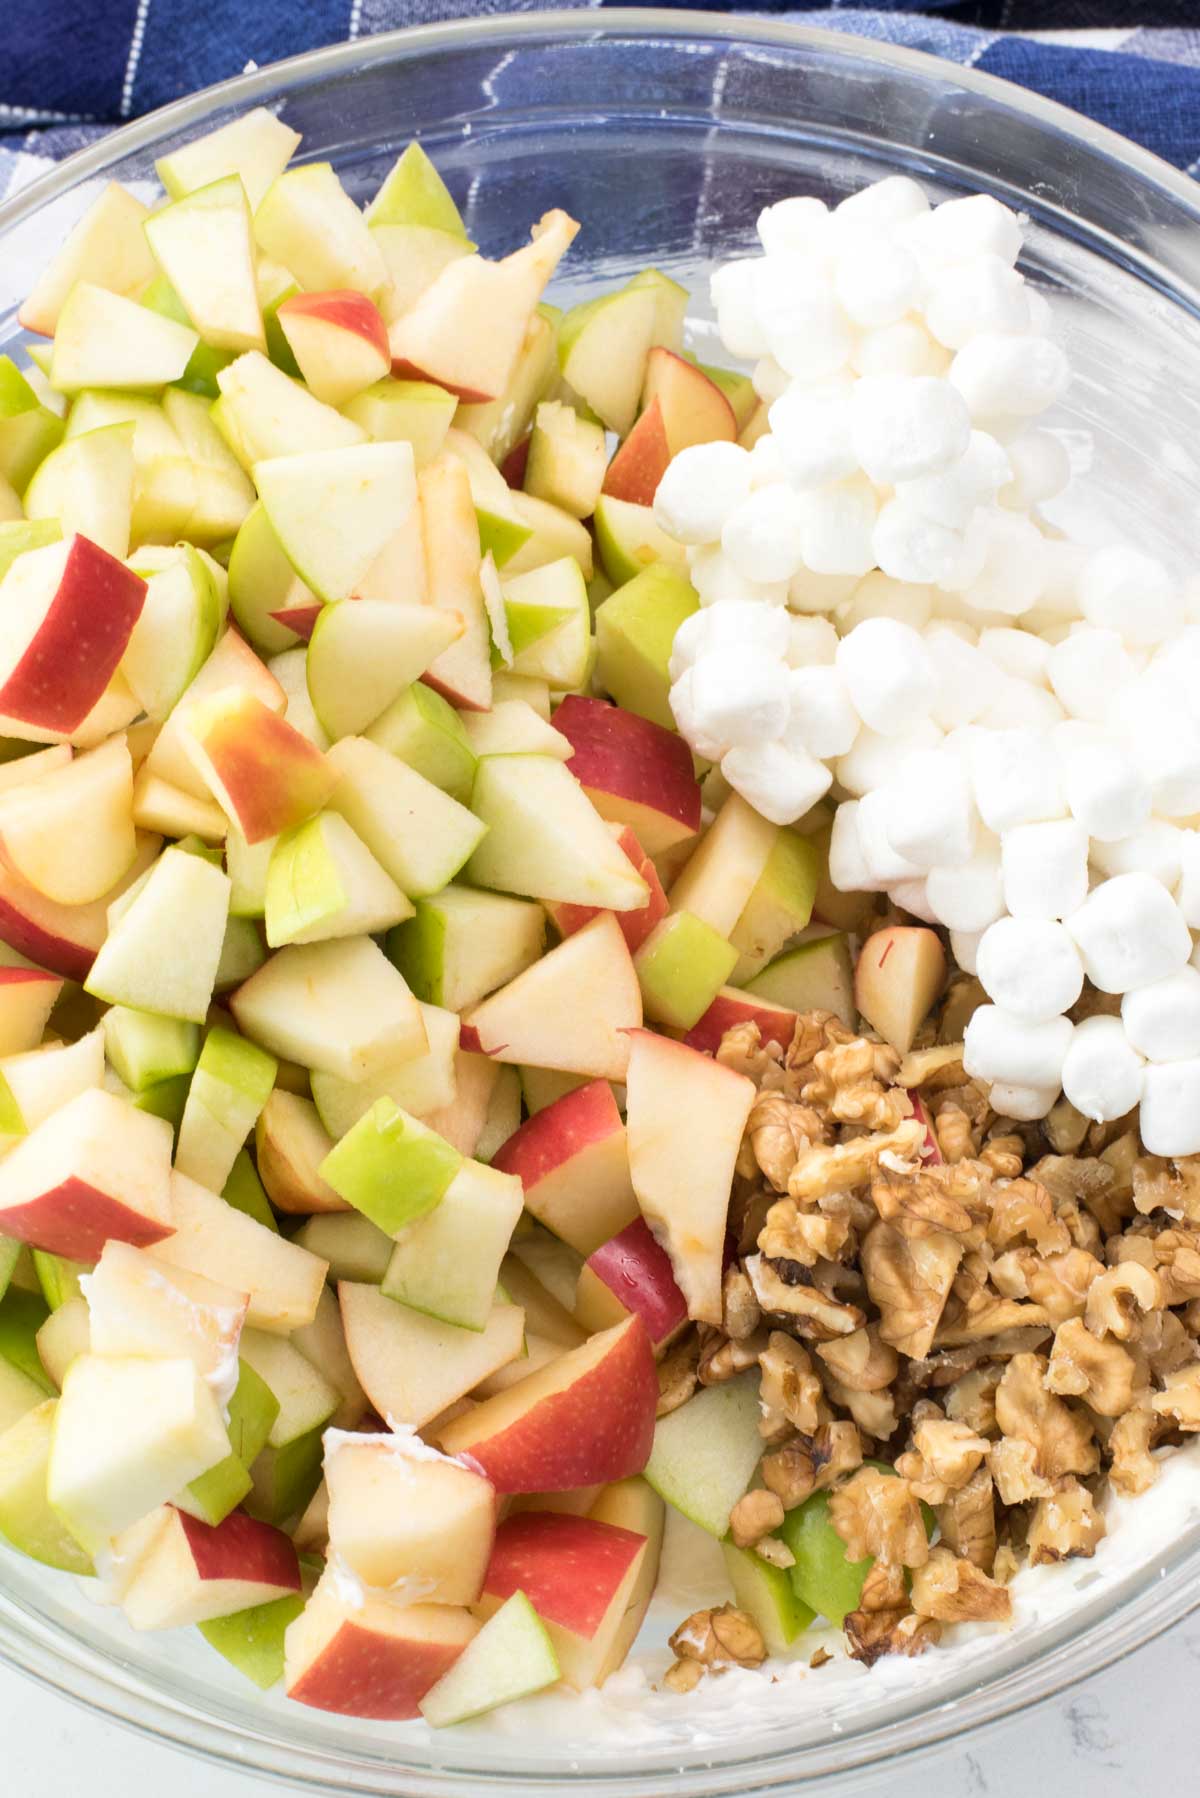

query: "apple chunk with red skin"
(574, 1216), (688, 1352)
(325, 1431), (496, 1604)
(683, 985), (798, 1057)
(624, 1030), (756, 1327)
(640, 348), (737, 455)
(853, 925), (946, 1055)
(0, 1085), (174, 1260)
(276, 291), (390, 408)
(543, 825), (668, 956)
(0, 830), (160, 982)
(436, 1315), (657, 1493)
(601, 397), (670, 507)
(182, 688), (334, 843)
(551, 695), (701, 860)
(492, 1079), (638, 1256)
(476, 1508), (650, 1689)
(0, 966), (64, 1056)
(285, 1568), (478, 1719)
(0, 535), (145, 733)
(116, 1503), (301, 1630)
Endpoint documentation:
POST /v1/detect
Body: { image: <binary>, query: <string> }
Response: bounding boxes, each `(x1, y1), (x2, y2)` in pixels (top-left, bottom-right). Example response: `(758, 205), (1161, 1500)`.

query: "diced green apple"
(156, 108), (300, 210)
(85, 845), (231, 1022)
(594, 562), (697, 727)
(633, 911), (739, 1031)
(144, 176), (265, 354)
(0, 357), (64, 494)
(365, 143), (469, 237)
(310, 1000), (458, 1138)
(230, 935), (427, 1081)
(0, 735), (137, 907)
(254, 164), (389, 300)
(386, 883), (545, 1012)
(524, 399), (606, 519)
(174, 1025), (278, 1192)
(343, 378), (458, 465)
(154, 1172), (326, 1334)
(557, 285), (657, 436)
(222, 1148), (278, 1233)
(123, 544), (222, 721)
(255, 442), (417, 605)
(339, 1282), (525, 1428)
(22, 421), (135, 560)
(227, 502), (321, 656)
(319, 1097), (462, 1236)
(238, 1327), (340, 1526)
(178, 1356), (280, 1527)
(199, 1581), (309, 1689)
(644, 1373), (763, 1538)
(364, 680), (476, 801)
(19, 181), (157, 338)
(466, 754), (649, 912)
(306, 599), (460, 741)
(214, 352), (365, 469)
(779, 1490), (873, 1628)
(417, 452), (492, 712)
(293, 1212), (393, 1284)
(721, 1539), (814, 1655)
(0, 1400), (94, 1572)
(50, 284), (197, 394)
(420, 1590), (559, 1725)
(31, 1251), (89, 1313)
(264, 812), (412, 948)
(382, 1157), (524, 1331)
(744, 933), (856, 1029)
(500, 558), (590, 689)
(728, 829), (823, 982)
(291, 1285), (369, 1430)
(324, 734), (485, 898)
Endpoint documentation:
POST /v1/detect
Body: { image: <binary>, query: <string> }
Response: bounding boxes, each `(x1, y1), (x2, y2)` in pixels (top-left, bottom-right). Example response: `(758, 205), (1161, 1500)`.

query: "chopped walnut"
(935, 1103), (981, 1165)
(1032, 1154), (1121, 1239)
(669, 1604), (766, 1671)
(910, 1547), (1012, 1623)
(896, 1044), (965, 1089)
(828, 1467), (929, 1569)
(785, 1010), (857, 1086)
(1045, 1318), (1140, 1417)
(717, 1022), (782, 1089)
(1140, 1307), (1196, 1378)
(721, 1266), (762, 1342)
(656, 1337), (699, 1418)
(758, 1331), (823, 1439)
(861, 1222), (963, 1359)
(760, 1421), (862, 1509)
(871, 1161), (986, 1238)
(987, 1437), (1055, 1504)
(745, 1254), (865, 1341)
(748, 1091), (826, 1192)
(822, 1372), (898, 1442)
(1027, 1479), (1106, 1565)
(698, 1326), (766, 1387)
(844, 1604), (941, 1666)
(1085, 1263), (1160, 1342)
(787, 1120), (927, 1202)
(1132, 1155), (1200, 1224)
(802, 1037), (912, 1131)
(728, 1488), (786, 1549)
(935, 1468), (997, 1572)
(896, 1417), (989, 1505)
(987, 1178), (1070, 1255)
(1108, 1402), (1160, 1496)
(758, 1196), (852, 1270)
(1151, 1363), (1200, 1430)
(994, 1352), (1099, 1480)
(1044, 1096), (1091, 1156)
(980, 1134), (1026, 1180)
(661, 1657), (705, 1694)
(1025, 1249), (1106, 1325)
(944, 1365), (1002, 1438)
(816, 1325), (898, 1394)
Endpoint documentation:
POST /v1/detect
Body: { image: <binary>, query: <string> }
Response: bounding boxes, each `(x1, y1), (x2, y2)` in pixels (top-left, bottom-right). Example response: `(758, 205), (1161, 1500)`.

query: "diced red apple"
(601, 398), (671, 507)
(585, 1476), (665, 1682)
(324, 1431), (495, 1602)
(0, 967), (63, 1056)
(0, 734), (135, 906)
(624, 1031), (756, 1327)
(544, 824), (668, 955)
(492, 1080), (638, 1256)
(551, 695), (701, 859)
(0, 535), (145, 734)
(573, 1216), (688, 1351)
(285, 1569), (478, 1718)
(853, 925), (946, 1055)
(640, 348), (737, 455)
(181, 688), (334, 843)
(683, 986), (799, 1057)
(116, 1503), (300, 1630)
(339, 1282), (525, 1427)
(436, 1316), (657, 1493)
(276, 291), (391, 407)
(153, 1172), (327, 1335)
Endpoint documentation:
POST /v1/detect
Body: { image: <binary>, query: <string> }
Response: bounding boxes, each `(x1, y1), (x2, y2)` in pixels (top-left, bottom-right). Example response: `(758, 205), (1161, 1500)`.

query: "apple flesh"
(624, 1031), (755, 1327)
(365, 680), (476, 802)
(339, 1282), (525, 1427)
(237, 1326), (340, 1526)
(467, 753), (650, 913)
(417, 453), (492, 712)
(854, 925), (946, 1055)
(85, 1241), (247, 1394)
(293, 1212), (392, 1284)
(325, 735), (485, 899)
(230, 935), (428, 1082)
(0, 968), (62, 1057)
(254, 1091), (346, 1216)
(290, 1285), (369, 1431)
(254, 162), (388, 299)
(153, 1172), (327, 1335)
(285, 1569), (478, 1719)
(644, 1371), (763, 1538)
(574, 1216), (688, 1352)
(19, 181), (157, 337)
(524, 399), (606, 520)
(276, 290), (390, 407)
(144, 175), (264, 355)
(557, 285), (657, 436)
(684, 986), (799, 1057)
(592, 494), (689, 592)
(181, 688), (334, 845)
(585, 1475), (666, 1682)
(0, 535), (145, 735)
(601, 397), (671, 507)
(264, 812), (412, 949)
(640, 348), (737, 455)
(745, 932), (856, 1029)
(320, 1098), (463, 1236)
(325, 1430), (496, 1601)
(420, 1589), (560, 1725)
(634, 910), (740, 1032)
(544, 823), (668, 955)
(722, 1539), (813, 1655)
(85, 843), (231, 1024)
(310, 1001), (458, 1138)
(492, 1080), (639, 1256)
(551, 695), (701, 859)
(594, 563), (698, 730)
(382, 1156), (523, 1331)
(388, 883), (545, 1013)
(114, 1503), (300, 1631)
(0, 1399), (94, 1572)
(306, 601), (460, 743)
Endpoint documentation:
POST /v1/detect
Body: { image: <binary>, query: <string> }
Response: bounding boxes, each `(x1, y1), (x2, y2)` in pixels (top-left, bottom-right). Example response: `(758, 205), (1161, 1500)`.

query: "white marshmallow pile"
(658, 176), (1200, 1153)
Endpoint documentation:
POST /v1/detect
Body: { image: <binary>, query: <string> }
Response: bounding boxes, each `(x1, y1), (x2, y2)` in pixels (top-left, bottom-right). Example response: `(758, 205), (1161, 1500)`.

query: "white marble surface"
(0, 1611), (1195, 1796)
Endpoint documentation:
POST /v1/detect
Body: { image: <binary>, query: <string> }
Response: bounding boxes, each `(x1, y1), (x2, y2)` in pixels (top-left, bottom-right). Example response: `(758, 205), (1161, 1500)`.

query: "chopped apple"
(237, 1326), (340, 1524)
(0, 1288), (56, 1392)
(254, 1091), (346, 1216)
(467, 754), (649, 912)
(366, 142), (468, 236)
(382, 1157), (523, 1331)
(310, 1001), (458, 1139)
(643, 1371), (763, 1537)
(492, 1081), (638, 1256)
(544, 822), (669, 956)
(365, 680), (476, 801)
(19, 182), (157, 337)
(319, 1098), (462, 1236)
(291, 1285), (369, 1430)
(722, 1539), (812, 1655)
(285, 1569), (478, 1718)
(641, 348), (737, 455)
(230, 936), (427, 1081)
(266, 646), (329, 750)
(175, 1353), (279, 1526)
(179, 689), (333, 844)
(420, 1589), (559, 1726)
(854, 925), (946, 1055)
(0, 1400), (94, 1572)
(144, 176), (264, 354)
(50, 284), (197, 393)
(499, 558), (591, 689)
(0, 1028), (105, 1133)
(156, 108), (300, 208)
(114, 1503), (300, 1631)
(729, 829), (823, 982)
(574, 1216), (689, 1351)
(324, 735), (485, 899)
(343, 378), (458, 466)
(461, 701), (570, 761)
(594, 562), (698, 729)
(634, 911), (739, 1032)
(0, 967), (63, 1057)
(339, 1282), (525, 1426)
(123, 544), (222, 721)
(558, 285), (658, 436)
(669, 793), (779, 938)
(214, 352), (366, 468)
(153, 1172), (327, 1334)
(0, 535), (145, 735)
(175, 1024), (278, 1192)
(265, 812), (412, 948)
(293, 1213), (393, 1285)
(85, 844), (230, 1022)
(525, 399), (607, 518)
(103, 1005), (199, 1092)
(601, 397), (671, 507)
(255, 163), (388, 298)
(0, 358), (64, 495)
(131, 769), (228, 841)
(227, 503), (320, 659)
(84, 1241), (247, 1394)
(387, 884), (545, 1018)
(0, 1086), (173, 1261)
(255, 441), (417, 605)
(455, 307), (559, 467)
(425, 1051), (506, 1159)
(463, 914), (642, 1084)
(745, 932), (856, 1028)
(0, 735), (135, 907)
(33, 1298), (89, 1390)
(143, 627), (285, 800)
(306, 603), (459, 748)
(325, 1429), (496, 1600)
(593, 492), (689, 591)
(272, 289), (388, 406)
(389, 211), (578, 403)
(417, 453), (492, 711)
(684, 986), (799, 1056)
(624, 1031), (755, 1327)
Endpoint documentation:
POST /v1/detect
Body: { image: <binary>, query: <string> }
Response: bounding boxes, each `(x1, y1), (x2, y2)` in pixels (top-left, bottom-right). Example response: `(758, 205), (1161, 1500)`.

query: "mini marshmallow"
(891, 878), (938, 923)
(974, 676), (1064, 731)
(795, 480), (879, 577)
(1001, 818), (1089, 919)
(881, 748), (975, 870)
(786, 615), (839, 667)
(749, 434), (788, 489)
(756, 196), (832, 259)
(873, 501), (969, 588)
(976, 916), (1084, 1021)
(1036, 539), (1088, 619)
(653, 441), (754, 544)
(835, 617), (936, 736)
(961, 509), (1048, 617)
(1066, 872), (1192, 994)
(896, 431), (1011, 529)
(963, 1004), (1074, 1090)
(856, 789), (924, 886)
(752, 357), (791, 404)
(768, 382), (858, 488)
(721, 740), (832, 827)
(924, 255), (1030, 351)
(710, 259), (769, 360)
(852, 321), (950, 380)
(834, 240), (921, 329)
(836, 719), (944, 796)
(668, 600), (791, 684)
(1138, 1060), (1200, 1158)
(1115, 672), (1200, 818)
(988, 1081), (1060, 1122)
(1046, 627), (1134, 722)
(1092, 821), (1185, 889)
(752, 256), (852, 382)
(969, 727), (1066, 832)
(948, 334), (1070, 419)
(833, 176), (930, 233)
(924, 627), (1001, 730)
(782, 666), (860, 759)
(722, 486), (808, 583)
(1175, 830), (1200, 927)
(1122, 966), (1200, 1063)
(787, 566), (861, 615)
(1078, 545), (1182, 646)
(668, 669), (730, 763)
(999, 430), (1071, 509)
(978, 627), (1051, 686)
(840, 572), (934, 634)
(1056, 724), (1151, 842)
(905, 194), (1022, 269)
(927, 836), (1006, 932)
(688, 544), (789, 609)
(828, 799), (873, 893)
(689, 649), (790, 751)
(1060, 1015), (1145, 1123)
(851, 375), (971, 484)
(950, 928), (983, 975)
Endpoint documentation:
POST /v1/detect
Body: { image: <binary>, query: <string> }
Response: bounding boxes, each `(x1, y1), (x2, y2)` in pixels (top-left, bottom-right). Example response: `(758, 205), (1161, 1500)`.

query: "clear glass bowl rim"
(1, 11), (1200, 1792)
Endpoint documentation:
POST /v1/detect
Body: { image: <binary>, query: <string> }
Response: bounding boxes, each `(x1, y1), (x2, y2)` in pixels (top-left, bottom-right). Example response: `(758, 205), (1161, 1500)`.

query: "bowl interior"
(2, 13), (1200, 1795)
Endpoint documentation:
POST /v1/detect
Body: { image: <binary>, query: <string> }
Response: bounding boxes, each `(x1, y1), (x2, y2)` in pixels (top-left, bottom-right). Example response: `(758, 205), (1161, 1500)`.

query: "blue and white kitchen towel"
(4, 1), (1200, 200)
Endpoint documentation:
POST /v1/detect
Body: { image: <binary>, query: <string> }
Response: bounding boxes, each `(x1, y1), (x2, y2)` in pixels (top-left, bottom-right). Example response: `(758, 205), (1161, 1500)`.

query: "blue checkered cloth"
(3, 1), (1200, 198)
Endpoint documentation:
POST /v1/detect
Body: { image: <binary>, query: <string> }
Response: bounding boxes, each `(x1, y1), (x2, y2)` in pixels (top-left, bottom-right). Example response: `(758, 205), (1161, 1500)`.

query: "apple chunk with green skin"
(227, 502), (319, 659)
(437, 1316), (657, 1494)
(669, 792), (780, 939)
(722, 1539), (813, 1655)
(467, 754), (650, 913)
(50, 283), (197, 393)
(594, 562), (698, 730)
(593, 492), (688, 591)
(22, 422), (135, 566)
(276, 290), (390, 407)
(525, 399), (606, 520)
(558, 285), (657, 437)
(264, 812), (412, 948)
(153, 1173), (327, 1335)
(500, 558), (591, 690)
(491, 1081), (638, 1257)
(0, 1400), (94, 1572)
(0, 1087), (173, 1261)
(310, 1000), (458, 1139)
(854, 925), (946, 1055)
(306, 601), (461, 743)
(254, 1091), (346, 1217)
(461, 700), (570, 761)
(181, 688), (334, 845)
(746, 933), (855, 1029)
(0, 535), (145, 735)
(644, 1371), (763, 1538)
(123, 544), (222, 722)
(343, 378), (458, 467)
(115, 1503), (301, 1630)
(462, 914), (642, 1085)
(230, 936), (428, 1082)
(19, 181), (157, 337)
(634, 911), (739, 1032)
(285, 1568), (478, 1719)
(236, 1328), (338, 1526)
(552, 695), (700, 861)
(174, 1025), (279, 1193)
(295, 1213), (407, 1284)
(574, 1216), (689, 1352)
(387, 883), (545, 1013)
(624, 1031), (755, 1327)
(382, 1156), (523, 1331)
(0, 1028), (105, 1137)
(325, 735), (485, 899)
(107, 1006), (209, 1095)
(85, 1241), (248, 1396)
(255, 163), (389, 300)
(85, 845), (230, 1023)
(319, 1097), (462, 1237)
(177, 1356), (279, 1527)
(325, 1430), (496, 1601)
(390, 211), (577, 403)
(156, 107), (299, 209)
(0, 967), (62, 1057)
(365, 680), (476, 801)
(144, 176), (264, 354)
(256, 441), (417, 608)
(421, 1589), (559, 1726)
(0, 359), (64, 496)
(339, 1283), (525, 1428)
(214, 352), (366, 469)
(47, 1353), (230, 1553)
(729, 828), (823, 982)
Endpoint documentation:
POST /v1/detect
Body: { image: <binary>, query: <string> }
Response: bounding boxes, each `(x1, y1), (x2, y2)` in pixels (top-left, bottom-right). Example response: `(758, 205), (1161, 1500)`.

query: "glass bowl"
(2, 11), (1200, 1792)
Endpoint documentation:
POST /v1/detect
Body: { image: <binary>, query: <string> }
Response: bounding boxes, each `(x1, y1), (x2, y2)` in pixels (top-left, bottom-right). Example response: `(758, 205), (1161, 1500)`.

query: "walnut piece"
(994, 1352), (1099, 1480)
(1151, 1363), (1200, 1430)
(896, 1416), (989, 1505)
(721, 1266), (762, 1342)
(871, 1161), (986, 1238)
(987, 1436), (1054, 1505)
(758, 1196), (852, 1269)
(935, 1468), (997, 1572)
(669, 1604), (767, 1670)
(758, 1331), (823, 1439)
(1108, 1402), (1160, 1497)
(656, 1338), (699, 1418)
(861, 1222), (963, 1359)
(787, 1119), (927, 1201)
(1085, 1263), (1160, 1342)
(748, 1091), (825, 1192)
(728, 1488), (786, 1549)
(1045, 1317), (1140, 1418)
(828, 1467), (929, 1569)
(910, 1547), (1012, 1623)
(816, 1325), (898, 1394)
(844, 1606), (941, 1666)
(746, 1254), (865, 1341)
(760, 1421), (863, 1509)
(1027, 1479), (1106, 1565)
